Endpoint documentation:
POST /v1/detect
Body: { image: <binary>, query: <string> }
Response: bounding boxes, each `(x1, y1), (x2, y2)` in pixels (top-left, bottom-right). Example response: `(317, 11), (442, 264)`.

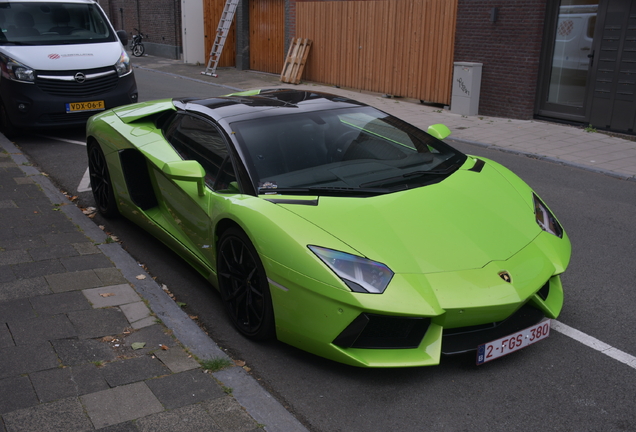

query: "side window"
(165, 114), (237, 192)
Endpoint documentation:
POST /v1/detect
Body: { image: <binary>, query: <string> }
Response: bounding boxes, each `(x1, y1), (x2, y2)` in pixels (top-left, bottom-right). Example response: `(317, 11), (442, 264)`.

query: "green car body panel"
(86, 93), (571, 367)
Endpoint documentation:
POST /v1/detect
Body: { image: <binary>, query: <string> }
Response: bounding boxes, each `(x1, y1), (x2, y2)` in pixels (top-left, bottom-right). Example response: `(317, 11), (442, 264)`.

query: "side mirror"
(162, 160), (206, 196)
(117, 30), (128, 46)
(427, 124), (451, 140)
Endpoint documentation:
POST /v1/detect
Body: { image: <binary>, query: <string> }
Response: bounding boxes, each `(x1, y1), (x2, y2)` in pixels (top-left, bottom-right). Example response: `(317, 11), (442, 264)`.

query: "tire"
(87, 141), (119, 218)
(0, 101), (18, 138)
(217, 227), (275, 340)
(132, 43), (144, 57)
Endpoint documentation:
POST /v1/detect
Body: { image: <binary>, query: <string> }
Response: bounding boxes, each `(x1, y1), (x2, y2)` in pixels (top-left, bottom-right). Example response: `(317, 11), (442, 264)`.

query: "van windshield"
(0, 2), (116, 45)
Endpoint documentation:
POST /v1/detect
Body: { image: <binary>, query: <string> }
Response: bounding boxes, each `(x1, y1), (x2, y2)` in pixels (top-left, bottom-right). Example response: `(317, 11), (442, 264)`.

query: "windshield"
(0, 2), (116, 45)
(231, 106), (467, 196)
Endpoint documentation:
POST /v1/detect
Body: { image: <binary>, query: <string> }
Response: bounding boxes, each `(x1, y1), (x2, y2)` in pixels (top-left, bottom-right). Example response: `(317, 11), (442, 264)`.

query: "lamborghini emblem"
(499, 271), (512, 283)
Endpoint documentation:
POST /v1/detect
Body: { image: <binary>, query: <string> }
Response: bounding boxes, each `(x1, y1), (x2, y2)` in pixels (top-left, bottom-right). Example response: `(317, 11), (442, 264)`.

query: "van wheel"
(0, 102), (18, 138)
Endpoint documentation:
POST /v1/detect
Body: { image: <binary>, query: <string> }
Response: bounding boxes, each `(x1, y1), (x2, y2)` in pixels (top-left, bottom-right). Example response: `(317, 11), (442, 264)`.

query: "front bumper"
(266, 231), (570, 368)
(1, 72), (138, 129)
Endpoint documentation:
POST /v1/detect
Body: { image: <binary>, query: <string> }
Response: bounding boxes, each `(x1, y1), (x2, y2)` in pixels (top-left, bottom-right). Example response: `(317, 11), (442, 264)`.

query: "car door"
(155, 112), (239, 270)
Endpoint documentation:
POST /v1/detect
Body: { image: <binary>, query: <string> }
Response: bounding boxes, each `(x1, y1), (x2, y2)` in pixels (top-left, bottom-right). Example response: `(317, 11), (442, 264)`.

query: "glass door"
(537, 0), (598, 121)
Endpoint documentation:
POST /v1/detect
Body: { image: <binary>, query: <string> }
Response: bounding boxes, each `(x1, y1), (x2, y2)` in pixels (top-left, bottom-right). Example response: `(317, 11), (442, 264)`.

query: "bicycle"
(130, 28), (146, 57)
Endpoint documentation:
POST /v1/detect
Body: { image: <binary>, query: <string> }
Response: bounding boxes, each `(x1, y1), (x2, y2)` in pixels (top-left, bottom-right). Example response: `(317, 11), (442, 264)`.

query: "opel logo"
(499, 271), (512, 283)
(74, 72), (86, 83)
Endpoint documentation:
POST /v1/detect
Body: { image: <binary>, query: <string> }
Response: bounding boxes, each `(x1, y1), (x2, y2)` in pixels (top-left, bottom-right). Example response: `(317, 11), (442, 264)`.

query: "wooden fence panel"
(297, 0), (457, 105)
(203, 0), (236, 68)
(250, 0), (286, 73)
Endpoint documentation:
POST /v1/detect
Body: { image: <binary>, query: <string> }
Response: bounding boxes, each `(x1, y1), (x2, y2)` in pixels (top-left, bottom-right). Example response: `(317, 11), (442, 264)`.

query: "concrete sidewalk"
(0, 137), (308, 430)
(132, 54), (636, 181)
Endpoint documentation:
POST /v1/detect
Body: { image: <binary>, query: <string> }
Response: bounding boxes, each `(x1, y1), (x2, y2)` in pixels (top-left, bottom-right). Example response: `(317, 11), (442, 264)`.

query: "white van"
(0, 0), (137, 135)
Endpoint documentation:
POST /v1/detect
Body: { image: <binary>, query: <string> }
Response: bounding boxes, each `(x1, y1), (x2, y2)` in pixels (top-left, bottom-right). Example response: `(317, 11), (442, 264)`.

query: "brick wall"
(98, 0), (182, 59)
(454, 0), (547, 119)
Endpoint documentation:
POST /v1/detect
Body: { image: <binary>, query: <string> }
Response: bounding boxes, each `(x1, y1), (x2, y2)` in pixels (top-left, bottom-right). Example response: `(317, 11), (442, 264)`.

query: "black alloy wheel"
(217, 228), (275, 340)
(87, 141), (119, 218)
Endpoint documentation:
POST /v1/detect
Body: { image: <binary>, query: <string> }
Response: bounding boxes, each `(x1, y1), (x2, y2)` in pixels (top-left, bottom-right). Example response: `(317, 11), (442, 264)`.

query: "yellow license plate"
(66, 100), (105, 113)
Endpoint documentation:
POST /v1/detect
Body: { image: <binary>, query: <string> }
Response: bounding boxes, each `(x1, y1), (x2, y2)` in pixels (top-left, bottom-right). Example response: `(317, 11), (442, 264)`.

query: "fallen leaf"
(234, 360), (246, 367)
(243, 366), (251, 372)
(131, 342), (146, 350)
(102, 336), (115, 342)
(189, 315), (198, 320)
(99, 293), (115, 298)
(136, 274), (146, 280)
(109, 235), (119, 242)
(160, 344), (169, 350)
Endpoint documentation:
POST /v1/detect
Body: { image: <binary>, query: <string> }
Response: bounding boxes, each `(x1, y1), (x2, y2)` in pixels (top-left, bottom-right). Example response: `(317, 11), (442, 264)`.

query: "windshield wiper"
(359, 165), (459, 188)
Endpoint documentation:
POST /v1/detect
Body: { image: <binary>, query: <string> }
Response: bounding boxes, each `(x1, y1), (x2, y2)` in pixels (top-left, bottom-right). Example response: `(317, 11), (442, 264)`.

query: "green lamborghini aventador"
(86, 89), (571, 367)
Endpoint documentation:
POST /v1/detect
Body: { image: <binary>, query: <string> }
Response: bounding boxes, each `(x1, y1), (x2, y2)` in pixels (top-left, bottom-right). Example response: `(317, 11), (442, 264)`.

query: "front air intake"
(333, 313), (430, 349)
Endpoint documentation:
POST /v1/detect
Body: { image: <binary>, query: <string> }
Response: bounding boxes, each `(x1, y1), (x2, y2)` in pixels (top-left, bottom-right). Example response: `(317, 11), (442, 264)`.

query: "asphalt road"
(12, 68), (636, 432)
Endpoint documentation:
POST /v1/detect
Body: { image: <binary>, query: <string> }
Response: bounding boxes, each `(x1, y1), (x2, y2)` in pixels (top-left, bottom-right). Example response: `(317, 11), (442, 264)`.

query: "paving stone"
(0, 298), (35, 323)
(2, 396), (93, 432)
(120, 301), (152, 324)
(0, 265), (15, 283)
(45, 269), (102, 293)
(8, 314), (76, 345)
(30, 291), (92, 316)
(131, 316), (157, 329)
(0, 277), (50, 302)
(61, 254), (114, 272)
(94, 267), (128, 285)
(30, 363), (109, 402)
(0, 375), (39, 415)
(28, 244), (78, 261)
(83, 284), (141, 308)
(51, 338), (116, 366)
(0, 236), (45, 252)
(72, 242), (100, 255)
(135, 403), (222, 432)
(11, 259), (66, 279)
(123, 325), (177, 355)
(67, 308), (130, 339)
(12, 223), (66, 238)
(81, 382), (164, 429)
(42, 231), (90, 245)
(96, 421), (138, 432)
(154, 347), (200, 373)
(0, 250), (31, 265)
(0, 342), (59, 379)
(0, 323), (13, 348)
(205, 396), (262, 432)
(101, 355), (170, 387)
(145, 369), (225, 410)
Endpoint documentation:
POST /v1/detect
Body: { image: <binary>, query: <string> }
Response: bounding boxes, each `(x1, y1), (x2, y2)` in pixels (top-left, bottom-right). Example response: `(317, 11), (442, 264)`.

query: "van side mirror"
(117, 30), (128, 46)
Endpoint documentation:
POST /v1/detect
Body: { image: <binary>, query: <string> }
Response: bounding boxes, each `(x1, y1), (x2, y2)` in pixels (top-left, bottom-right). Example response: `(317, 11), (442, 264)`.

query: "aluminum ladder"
(201, 0), (239, 77)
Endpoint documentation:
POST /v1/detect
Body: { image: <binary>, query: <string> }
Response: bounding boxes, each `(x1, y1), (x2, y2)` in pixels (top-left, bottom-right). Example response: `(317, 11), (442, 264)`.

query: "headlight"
(1, 56), (35, 83)
(115, 49), (131, 76)
(533, 194), (563, 238)
(308, 246), (393, 294)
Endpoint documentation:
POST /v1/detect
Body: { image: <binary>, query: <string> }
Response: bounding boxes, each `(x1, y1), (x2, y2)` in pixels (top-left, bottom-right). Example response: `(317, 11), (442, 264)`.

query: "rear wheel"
(132, 43), (144, 57)
(87, 141), (119, 218)
(217, 228), (275, 340)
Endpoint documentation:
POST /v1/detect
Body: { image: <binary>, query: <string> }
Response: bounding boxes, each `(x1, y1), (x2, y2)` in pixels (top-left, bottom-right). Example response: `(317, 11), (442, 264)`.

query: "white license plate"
(476, 319), (551, 365)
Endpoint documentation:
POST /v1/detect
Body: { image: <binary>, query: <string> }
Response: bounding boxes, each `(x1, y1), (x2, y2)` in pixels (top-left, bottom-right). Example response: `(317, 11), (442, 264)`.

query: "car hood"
(276, 160), (541, 274)
(1, 42), (122, 70)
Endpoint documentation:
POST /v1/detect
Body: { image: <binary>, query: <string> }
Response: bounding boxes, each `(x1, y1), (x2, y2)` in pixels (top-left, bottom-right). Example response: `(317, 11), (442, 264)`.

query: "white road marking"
(78, 167), (91, 192)
(552, 320), (636, 370)
(34, 134), (86, 146)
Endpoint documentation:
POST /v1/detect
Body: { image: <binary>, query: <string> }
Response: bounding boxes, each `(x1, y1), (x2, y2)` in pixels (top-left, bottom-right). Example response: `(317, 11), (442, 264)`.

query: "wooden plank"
(280, 38), (313, 84)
